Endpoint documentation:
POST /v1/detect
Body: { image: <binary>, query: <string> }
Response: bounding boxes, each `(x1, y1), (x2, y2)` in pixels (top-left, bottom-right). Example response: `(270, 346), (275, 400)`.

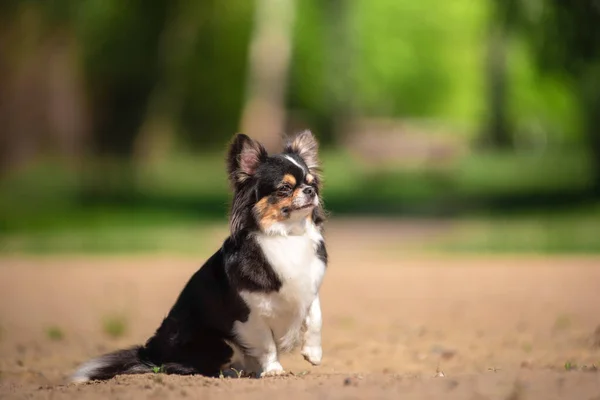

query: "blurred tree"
(239, 0), (295, 152)
(75, 0), (171, 158)
(178, 0), (254, 150)
(68, 0), (173, 200)
(291, 0), (355, 145)
(288, 0), (474, 145)
(480, 0), (513, 149)
(0, 0), (87, 172)
(322, 0), (355, 144)
(503, 0), (600, 192)
(286, 0), (333, 144)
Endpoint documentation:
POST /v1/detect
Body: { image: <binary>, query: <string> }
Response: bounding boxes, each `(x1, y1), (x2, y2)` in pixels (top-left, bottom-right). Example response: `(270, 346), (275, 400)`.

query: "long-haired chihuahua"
(72, 130), (327, 381)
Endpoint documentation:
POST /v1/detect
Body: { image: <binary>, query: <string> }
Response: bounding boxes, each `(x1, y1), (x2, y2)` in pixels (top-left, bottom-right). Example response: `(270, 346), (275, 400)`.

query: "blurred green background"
(1, 0), (599, 254)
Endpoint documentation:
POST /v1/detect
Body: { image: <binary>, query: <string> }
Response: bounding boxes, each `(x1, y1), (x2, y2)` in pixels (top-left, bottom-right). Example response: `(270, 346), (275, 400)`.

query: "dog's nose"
(303, 186), (315, 197)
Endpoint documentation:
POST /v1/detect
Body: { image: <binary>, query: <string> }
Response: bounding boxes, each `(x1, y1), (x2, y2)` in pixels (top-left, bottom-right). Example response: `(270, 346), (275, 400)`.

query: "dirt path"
(1, 220), (600, 399)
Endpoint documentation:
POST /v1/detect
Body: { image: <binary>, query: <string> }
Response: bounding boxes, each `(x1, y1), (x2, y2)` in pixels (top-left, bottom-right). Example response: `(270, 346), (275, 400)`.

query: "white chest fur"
(237, 220), (326, 352)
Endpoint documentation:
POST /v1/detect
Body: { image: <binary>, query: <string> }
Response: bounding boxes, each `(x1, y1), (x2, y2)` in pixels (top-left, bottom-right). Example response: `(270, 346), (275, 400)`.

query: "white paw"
(301, 345), (322, 366)
(260, 362), (286, 377)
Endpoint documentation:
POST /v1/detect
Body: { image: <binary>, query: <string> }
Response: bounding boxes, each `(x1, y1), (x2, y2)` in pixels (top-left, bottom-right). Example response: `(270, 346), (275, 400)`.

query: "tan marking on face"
(254, 195), (295, 230)
(306, 174), (314, 184)
(283, 174), (296, 187)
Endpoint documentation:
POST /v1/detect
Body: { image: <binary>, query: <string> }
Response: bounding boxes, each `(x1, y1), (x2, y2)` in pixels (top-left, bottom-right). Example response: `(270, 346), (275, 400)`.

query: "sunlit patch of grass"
(553, 314), (573, 331)
(0, 224), (225, 255)
(102, 314), (128, 339)
(0, 150), (598, 255)
(425, 205), (600, 254)
(45, 326), (65, 341)
(521, 342), (532, 353)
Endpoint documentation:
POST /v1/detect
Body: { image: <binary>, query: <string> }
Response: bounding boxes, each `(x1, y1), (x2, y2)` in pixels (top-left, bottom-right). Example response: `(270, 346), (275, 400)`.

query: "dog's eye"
(277, 184), (293, 197)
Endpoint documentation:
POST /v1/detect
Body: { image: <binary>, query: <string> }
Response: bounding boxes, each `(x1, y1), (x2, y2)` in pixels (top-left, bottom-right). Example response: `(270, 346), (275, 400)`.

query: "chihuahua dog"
(72, 130), (327, 381)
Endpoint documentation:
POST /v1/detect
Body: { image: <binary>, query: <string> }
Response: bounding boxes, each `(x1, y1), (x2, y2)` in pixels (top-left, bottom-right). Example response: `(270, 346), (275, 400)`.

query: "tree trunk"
(588, 114), (600, 196)
(323, 0), (354, 145)
(581, 70), (600, 196)
(81, 1), (171, 200)
(481, 15), (512, 149)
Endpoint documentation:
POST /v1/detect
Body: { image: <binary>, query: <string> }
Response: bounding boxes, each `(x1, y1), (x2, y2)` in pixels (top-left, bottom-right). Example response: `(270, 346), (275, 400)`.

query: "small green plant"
(564, 361), (577, 371)
(102, 314), (128, 339)
(152, 365), (166, 374)
(553, 314), (572, 331)
(230, 367), (244, 378)
(219, 370), (224, 379)
(46, 326), (64, 341)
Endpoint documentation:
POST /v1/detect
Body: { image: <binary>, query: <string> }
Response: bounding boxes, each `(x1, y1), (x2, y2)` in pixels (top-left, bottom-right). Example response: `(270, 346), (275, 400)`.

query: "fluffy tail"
(71, 346), (153, 383)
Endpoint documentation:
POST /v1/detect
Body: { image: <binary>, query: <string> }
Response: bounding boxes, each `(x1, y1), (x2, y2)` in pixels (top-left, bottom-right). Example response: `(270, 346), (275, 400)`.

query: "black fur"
(141, 248), (252, 377)
(77, 347), (152, 380)
(316, 241), (328, 265)
(73, 132), (327, 382)
(223, 235), (282, 292)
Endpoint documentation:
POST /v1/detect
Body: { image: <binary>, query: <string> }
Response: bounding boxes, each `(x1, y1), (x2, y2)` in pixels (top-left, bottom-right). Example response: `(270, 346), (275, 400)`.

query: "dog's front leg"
(235, 315), (284, 377)
(301, 295), (322, 365)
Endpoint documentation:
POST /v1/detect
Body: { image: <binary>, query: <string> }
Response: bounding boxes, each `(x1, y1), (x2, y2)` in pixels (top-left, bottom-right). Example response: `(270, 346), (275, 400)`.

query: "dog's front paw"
(301, 345), (322, 366)
(260, 362), (286, 377)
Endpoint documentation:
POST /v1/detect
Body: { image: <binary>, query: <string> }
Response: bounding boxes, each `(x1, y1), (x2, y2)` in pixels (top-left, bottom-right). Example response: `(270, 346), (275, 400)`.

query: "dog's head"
(226, 130), (325, 236)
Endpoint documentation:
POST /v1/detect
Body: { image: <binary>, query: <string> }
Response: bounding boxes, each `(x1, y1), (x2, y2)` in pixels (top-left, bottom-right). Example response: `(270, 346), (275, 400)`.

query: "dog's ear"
(284, 130), (320, 173)
(227, 134), (267, 185)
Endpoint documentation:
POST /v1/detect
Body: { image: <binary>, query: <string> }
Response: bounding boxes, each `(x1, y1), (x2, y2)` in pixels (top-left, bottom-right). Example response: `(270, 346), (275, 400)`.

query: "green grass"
(152, 365), (166, 374)
(0, 149), (598, 254)
(1, 223), (224, 255)
(553, 314), (574, 331)
(564, 361), (576, 371)
(45, 326), (65, 341)
(427, 205), (600, 254)
(102, 314), (128, 339)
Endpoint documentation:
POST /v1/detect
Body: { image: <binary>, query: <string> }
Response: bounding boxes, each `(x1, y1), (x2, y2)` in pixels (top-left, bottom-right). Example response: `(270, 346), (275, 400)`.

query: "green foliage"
(498, 0), (600, 190)
(354, 0), (477, 118)
(1, 0), (599, 256)
(177, 0), (255, 148)
(287, 0), (330, 139)
(152, 365), (166, 374)
(289, 0), (490, 133)
(429, 207), (600, 254)
(1, 0), (589, 151)
(1, 150), (599, 254)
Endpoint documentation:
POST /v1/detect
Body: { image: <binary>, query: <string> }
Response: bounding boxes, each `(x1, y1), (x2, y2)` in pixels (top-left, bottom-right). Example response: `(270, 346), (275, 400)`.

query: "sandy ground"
(1, 219), (600, 399)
